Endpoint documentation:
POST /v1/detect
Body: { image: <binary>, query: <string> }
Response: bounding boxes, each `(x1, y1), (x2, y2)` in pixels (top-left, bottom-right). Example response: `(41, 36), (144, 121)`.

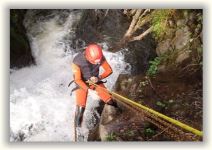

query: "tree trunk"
(124, 9), (143, 38)
(130, 26), (153, 42)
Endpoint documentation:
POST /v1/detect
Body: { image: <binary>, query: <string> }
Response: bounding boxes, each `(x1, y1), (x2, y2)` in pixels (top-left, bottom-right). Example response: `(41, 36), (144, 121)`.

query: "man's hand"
(89, 76), (99, 83)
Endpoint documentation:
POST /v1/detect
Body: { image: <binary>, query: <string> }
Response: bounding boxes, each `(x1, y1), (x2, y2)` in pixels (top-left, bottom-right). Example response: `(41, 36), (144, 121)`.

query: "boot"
(75, 106), (85, 127)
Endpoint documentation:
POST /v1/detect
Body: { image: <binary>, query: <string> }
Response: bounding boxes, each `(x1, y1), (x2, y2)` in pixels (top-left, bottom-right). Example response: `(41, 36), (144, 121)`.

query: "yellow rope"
(87, 81), (203, 137)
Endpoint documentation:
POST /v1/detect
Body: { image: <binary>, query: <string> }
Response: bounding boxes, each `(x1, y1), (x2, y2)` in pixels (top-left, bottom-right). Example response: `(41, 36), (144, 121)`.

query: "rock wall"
(156, 10), (203, 73)
(10, 10), (35, 69)
(97, 10), (203, 141)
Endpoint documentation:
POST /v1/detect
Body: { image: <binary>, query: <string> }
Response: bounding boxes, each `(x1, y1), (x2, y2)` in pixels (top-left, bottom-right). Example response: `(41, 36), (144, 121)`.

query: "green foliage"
(11, 11), (19, 24)
(147, 56), (162, 76)
(196, 45), (203, 62)
(105, 132), (117, 141)
(124, 130), (135, 137)
(151, 9), (175, 39)
(197, 46), (203, 54)
(156, 101), (166, 108)
(144, 128), (156, 137)
(147, 52), (171, 76)
(197, 12), (203, 22)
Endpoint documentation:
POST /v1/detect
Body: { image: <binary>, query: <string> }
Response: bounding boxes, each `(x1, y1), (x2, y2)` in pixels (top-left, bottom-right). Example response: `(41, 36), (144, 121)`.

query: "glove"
(89, 85), (96, 90)
(89, 76), (99, 84)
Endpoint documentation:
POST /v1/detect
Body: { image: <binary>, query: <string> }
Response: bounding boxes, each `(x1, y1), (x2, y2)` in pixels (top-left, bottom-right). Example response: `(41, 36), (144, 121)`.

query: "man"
(71, 44), (118, 128)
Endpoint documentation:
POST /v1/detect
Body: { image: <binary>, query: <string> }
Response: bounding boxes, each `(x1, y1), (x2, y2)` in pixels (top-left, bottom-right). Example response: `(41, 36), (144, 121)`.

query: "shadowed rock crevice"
(10, 10), (35, 69)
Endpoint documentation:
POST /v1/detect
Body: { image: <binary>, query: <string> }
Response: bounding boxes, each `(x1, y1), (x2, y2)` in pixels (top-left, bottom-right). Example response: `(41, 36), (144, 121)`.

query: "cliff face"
(10, 10), (35, 69)
(155, 10), (202, 77)
(97, 10), (203, 141)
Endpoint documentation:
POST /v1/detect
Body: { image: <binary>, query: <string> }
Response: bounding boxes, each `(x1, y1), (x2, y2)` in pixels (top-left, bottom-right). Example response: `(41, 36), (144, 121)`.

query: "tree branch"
(124, 9), (143, 38)
(133, 9), (151, 33)
(129, 26), (153, 42)
(130, 9), (137, 16)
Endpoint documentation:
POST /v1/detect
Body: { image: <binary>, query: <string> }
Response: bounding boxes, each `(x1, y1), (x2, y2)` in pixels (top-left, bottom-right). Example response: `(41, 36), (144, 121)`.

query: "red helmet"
(85, 44), (103, 64)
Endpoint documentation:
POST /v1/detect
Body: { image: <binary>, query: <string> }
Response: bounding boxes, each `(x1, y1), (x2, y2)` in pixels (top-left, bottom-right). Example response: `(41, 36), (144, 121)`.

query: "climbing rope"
(117, 98), (200, 141)
(87, 81), (203, 139)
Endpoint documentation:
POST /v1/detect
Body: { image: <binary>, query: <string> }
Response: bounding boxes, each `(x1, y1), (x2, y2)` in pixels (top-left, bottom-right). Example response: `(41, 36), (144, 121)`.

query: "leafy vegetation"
(196, 45), (203, 64)
(147, 56), (162, 76)
(144, 128), (156, 137)
(156, 101), (166, 108)
(150, 9), (176, 39)
(124, 130), (135, 137)
(105, 132), (117, 141)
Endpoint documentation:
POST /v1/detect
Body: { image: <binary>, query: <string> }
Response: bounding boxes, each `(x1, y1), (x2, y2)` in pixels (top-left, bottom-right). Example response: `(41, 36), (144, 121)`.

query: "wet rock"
(156, 39), (171, 56)
(99, 124), (111, 141)
(188, 12), (195, 23)
(137, 136), (144, 141)
(173, 26), (190, 50)
(176, 19), (185, 27)
(128, 78), (133, 83)
(10, 10), (35, 69)
(168, 19), (175, 28)
(175, 50), (191, 64)
(124, 38), (156, 75)
(88, 126), (101, 141)
(129, 83), (138, 97)
(157, 65), (166, 73)
(75, 10), (129, 46)
(100, 105), (118, 125)
(116, 137), (123, 141)
(98, 105), (120, 140)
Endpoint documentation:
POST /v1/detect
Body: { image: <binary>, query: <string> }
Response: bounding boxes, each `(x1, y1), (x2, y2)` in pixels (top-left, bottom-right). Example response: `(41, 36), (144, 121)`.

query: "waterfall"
(10, 10), (130, 141)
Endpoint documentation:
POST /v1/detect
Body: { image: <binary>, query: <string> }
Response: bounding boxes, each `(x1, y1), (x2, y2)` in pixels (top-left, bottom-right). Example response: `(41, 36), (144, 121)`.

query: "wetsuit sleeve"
(99, 59), (113, 80)
(71, 63), (89, 91)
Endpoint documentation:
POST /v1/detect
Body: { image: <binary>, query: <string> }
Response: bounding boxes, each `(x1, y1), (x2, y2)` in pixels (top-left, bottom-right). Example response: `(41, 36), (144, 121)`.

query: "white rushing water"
(10, 10), (130, 141)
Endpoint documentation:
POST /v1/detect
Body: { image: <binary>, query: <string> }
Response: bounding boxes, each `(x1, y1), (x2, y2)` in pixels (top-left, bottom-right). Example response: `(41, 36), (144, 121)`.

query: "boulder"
(98, 105), (119, 141)
(175, 50), (191, 64)
(173, 26), (190, 50)
(75, 10), (129, 46)
(156, 39), (172, 56)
